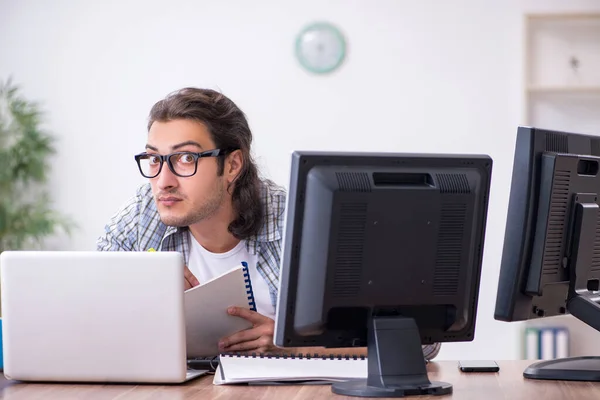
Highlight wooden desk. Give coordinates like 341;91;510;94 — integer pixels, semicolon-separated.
1;360;599;399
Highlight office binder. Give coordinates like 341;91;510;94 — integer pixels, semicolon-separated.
540;329;554;360
241;261;257;312
554;327;569;359
213;353;368;385
524;327;539;360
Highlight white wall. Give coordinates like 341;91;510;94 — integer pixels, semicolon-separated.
2;0;600;361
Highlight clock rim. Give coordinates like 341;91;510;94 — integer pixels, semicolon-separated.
295;21;347;74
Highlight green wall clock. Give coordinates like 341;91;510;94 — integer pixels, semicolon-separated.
295;22;347;74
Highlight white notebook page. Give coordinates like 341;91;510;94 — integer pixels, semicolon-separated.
213;354;368;384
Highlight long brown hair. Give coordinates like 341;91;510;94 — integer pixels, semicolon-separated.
148;88;263;239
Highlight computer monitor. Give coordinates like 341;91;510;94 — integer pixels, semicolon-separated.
494;126;600;381
274;151;492;397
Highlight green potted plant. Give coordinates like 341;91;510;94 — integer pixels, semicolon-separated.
0;78;73;253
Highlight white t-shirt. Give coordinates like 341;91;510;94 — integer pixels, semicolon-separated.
187;232;275;320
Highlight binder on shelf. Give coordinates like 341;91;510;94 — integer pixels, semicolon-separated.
554;327;569;359
540;329;554;360
524;327;539;360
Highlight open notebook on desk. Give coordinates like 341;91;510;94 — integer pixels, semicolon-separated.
213;353;368;385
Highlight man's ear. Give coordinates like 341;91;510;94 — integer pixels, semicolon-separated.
226;150;243;184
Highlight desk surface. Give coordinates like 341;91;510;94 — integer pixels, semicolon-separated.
1;360;599;400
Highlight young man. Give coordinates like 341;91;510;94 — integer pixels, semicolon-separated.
97;87;440;360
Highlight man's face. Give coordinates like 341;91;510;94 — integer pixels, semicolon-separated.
145;119;227;227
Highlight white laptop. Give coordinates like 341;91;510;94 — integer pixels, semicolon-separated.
0;250;208;383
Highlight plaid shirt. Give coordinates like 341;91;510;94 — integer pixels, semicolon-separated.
96;180;440;360
96;181;285;309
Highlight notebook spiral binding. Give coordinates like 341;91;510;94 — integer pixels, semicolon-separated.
221;352;367;361
241;261;257;311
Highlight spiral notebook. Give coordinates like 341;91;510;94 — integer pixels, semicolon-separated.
213;353;368;385
184;263;257;358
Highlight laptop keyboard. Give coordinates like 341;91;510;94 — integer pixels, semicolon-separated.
187;356;219;372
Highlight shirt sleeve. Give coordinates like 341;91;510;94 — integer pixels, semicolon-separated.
96;192;143;252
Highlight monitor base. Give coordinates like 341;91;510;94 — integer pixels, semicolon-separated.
524;356;600;381
332;316;452;398
332;379;452;398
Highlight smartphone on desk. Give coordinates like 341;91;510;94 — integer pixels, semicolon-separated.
458;360;499;372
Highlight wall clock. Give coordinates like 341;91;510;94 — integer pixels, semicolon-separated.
295;22;347;74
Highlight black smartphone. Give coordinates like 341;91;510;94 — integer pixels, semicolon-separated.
458;360;499;372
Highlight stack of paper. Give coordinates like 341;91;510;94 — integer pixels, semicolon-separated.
213;354;368;385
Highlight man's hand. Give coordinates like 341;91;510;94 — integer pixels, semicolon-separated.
219;306;283;354
184;266;199;290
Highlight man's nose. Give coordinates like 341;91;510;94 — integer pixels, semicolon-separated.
156;162;178;189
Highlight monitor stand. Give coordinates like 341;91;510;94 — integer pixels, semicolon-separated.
332;316;452;398
524;291;600;381
524;199;600;382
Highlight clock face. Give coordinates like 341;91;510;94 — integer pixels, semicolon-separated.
295;22;346;74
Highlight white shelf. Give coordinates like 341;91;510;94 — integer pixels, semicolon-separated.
524;13;600;130
526;13;600;21
526;14;600;90
527;86;600;94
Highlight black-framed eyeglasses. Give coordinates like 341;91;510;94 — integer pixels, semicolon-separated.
134;148;236;178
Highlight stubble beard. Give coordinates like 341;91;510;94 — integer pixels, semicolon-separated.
158;180;227;227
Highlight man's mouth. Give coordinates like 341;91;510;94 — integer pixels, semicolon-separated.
158;197;182;206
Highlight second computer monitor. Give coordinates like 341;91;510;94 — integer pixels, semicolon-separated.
274;151;492;397
494;126;600;382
